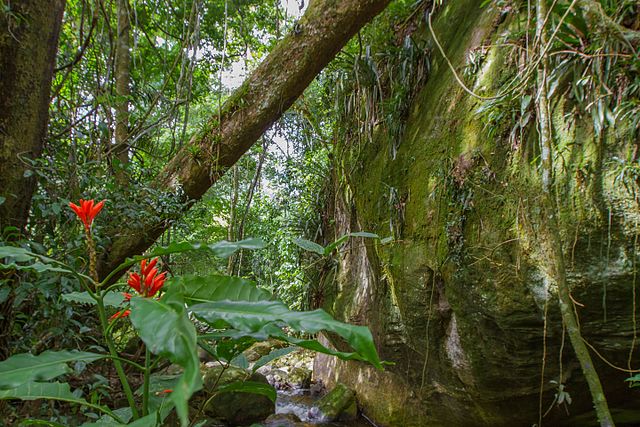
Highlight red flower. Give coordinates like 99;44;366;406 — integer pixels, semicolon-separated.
111;259;167;321
109;309;131;321
127;258;167;298
69;199;105;230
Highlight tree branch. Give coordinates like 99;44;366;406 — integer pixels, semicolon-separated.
98;0;391;279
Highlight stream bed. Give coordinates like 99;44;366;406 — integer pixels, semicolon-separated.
269;387;373;427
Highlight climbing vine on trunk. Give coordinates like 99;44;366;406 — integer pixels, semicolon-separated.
534;0;614;425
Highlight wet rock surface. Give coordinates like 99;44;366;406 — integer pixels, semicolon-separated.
311;0;640;424
199;365;275;426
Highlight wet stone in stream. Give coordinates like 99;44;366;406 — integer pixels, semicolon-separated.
256;349;372;427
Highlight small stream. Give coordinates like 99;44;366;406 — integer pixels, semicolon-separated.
270;387;373;427
253;347;375;427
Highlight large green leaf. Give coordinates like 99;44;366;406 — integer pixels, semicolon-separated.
204;324;381;368
294;233;381;257
81;410;169;427
130;293;201;427
167;274;272;305
145;238;265;260
0;350;106;389
292;238;325;256
63;291;125;308
251;346;297;373
0;381;83;401
191;301;382;369
323;232;380;256
0;245;72;274
0;381;118;420
106;239;267;284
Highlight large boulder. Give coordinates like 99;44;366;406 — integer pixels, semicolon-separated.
200;365;275;425
312;0;640;425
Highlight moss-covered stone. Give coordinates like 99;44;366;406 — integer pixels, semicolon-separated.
313;382;356;422
314;0;640;425
199;365;275;426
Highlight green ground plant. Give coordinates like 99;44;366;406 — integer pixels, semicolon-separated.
0;199;382;426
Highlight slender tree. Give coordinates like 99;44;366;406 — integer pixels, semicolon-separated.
534;0;614;424
114;0;132;180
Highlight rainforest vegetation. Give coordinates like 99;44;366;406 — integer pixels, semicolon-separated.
0;0;639;426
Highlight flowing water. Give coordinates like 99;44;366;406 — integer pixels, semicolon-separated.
273;387;374;427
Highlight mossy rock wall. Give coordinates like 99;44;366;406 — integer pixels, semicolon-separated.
313;1;640;426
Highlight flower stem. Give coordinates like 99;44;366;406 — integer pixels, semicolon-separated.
96;297;140;419
143;345;150;416
85;227;98;285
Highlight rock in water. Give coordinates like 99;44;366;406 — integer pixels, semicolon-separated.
311;383;357;422
199;365;275;425
262;413;303;427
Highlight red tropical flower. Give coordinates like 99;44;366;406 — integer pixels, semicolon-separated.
110;258;167;322
109;309;131;321
69;199;105;229
127;258;167;298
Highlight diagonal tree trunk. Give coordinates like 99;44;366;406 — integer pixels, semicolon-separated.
98;0;391;279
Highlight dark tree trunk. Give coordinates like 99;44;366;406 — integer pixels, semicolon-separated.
0;0;66;360
99;0;391;280
0;0;65;233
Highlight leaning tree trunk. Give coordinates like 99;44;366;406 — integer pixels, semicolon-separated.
98;0;391;279
0;0;66;359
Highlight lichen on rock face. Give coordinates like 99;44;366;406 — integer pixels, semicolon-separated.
312;0;640;425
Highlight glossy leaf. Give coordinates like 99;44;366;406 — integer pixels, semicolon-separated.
191;300;382;369
143;238;265;260
251;346;297;373
0;350;106;390
201;325;380;368
0;382;80;403
0;245;72;274
348;231;379;239
81;411;166;427
129;293;201;427
167;274;272;305
323;235;349;256
292;238;325;256
324;232;380;255
0;382;117;420
63;291;125;308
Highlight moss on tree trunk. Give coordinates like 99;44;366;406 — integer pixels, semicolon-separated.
0;0;65;360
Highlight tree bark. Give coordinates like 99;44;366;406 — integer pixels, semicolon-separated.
98;0;391;279
114;0;131;180
0;0;66;233
0;0;65;360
